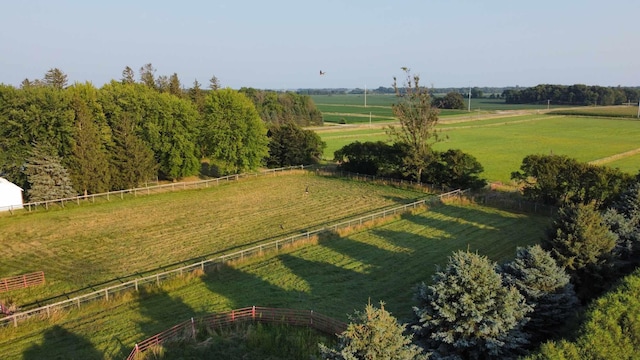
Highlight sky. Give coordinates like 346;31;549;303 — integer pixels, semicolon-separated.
1;0;638;90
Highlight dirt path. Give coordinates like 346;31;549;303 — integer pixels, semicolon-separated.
588;148;640;166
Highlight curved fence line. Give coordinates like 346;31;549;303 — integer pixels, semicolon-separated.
0;188;466;328
126;306;348;360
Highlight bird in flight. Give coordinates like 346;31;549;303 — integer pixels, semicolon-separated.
319;70;325;75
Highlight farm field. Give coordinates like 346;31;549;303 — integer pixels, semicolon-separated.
550;105;640;118
0;172;430;307
0;201;549;359
317;115;640;183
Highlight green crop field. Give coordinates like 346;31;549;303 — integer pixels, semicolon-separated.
317;115;640;183
0;196;549;359
550;105;640;118
311;94;397;107
0;172;431;307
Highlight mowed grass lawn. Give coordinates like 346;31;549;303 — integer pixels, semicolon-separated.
0;171;431;306
0;202;549;359
318;115;640;183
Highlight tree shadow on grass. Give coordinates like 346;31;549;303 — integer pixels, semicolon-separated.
134;287;198;343
23;325;103;360
202;263;306;310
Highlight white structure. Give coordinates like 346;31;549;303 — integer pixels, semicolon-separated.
0;177;24;212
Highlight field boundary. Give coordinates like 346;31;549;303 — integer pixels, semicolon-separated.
126;306;347;360
0;272;45;293
588;147;640;166
7;165;306;213
0;189;466;328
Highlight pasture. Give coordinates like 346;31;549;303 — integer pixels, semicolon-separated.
0;172;430;307
550;105;640;118
317;114;640;183
311;94;571;124
0;193;549;359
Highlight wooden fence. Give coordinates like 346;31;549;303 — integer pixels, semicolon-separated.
126;306;347;360
0;271;45;293
14;165;307;213
0;188;466;328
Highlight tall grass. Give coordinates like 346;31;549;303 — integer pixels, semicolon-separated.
0;201;549;359
0;172;428;306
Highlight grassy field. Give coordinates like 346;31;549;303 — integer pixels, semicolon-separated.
550;105;640;118
317;115;640;183
0;172;434;307
0;198;549;359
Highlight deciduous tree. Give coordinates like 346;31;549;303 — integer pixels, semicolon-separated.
200;88;269;174
266;122;325;167
387;68;442;181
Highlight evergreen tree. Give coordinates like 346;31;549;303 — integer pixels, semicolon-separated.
209;75;220;90
121;66;135;84
414;250;531;359
66;83;111;195
139;63;156;89
320;302;427;360
24;142;77;201
603;182;640;269
543;202;616;301
188;79;205;114
108;113;157;190
43;68;68;89
168;73;182;97
500;245;579;345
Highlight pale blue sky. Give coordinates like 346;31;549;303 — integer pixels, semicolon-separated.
1;0;638;89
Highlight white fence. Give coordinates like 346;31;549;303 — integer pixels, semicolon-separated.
11;165;308;213
0;188;467;328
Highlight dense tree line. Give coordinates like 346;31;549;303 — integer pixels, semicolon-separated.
0;67;325;201
511;154;635;208
240;88;323;126
503;84;640;106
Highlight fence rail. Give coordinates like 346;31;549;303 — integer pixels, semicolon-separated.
0;272;45;293
126;306;348;360
14;165;307;213
0;188;466;328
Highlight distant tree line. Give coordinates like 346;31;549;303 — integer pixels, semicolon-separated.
503;84;640;106
0;66;325;201
332;69;487;191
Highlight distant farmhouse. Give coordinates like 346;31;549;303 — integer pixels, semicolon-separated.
0;177;24;212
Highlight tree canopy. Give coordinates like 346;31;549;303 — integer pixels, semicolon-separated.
413;250;531;359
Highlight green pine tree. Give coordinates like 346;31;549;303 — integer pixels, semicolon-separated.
25;143;77;201
543;202;616;300
320;301;427;360
501;245;579;345
413;250;531;359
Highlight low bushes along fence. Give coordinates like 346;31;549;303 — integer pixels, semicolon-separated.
126;306;347;360
0;271;45;293
0;188;467;328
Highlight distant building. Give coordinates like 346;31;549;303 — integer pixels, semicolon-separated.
0;177;24;212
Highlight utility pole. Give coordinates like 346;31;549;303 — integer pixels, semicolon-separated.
364;84;367;108
468;86;471;112
637;99;640;118
547;99;550;110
